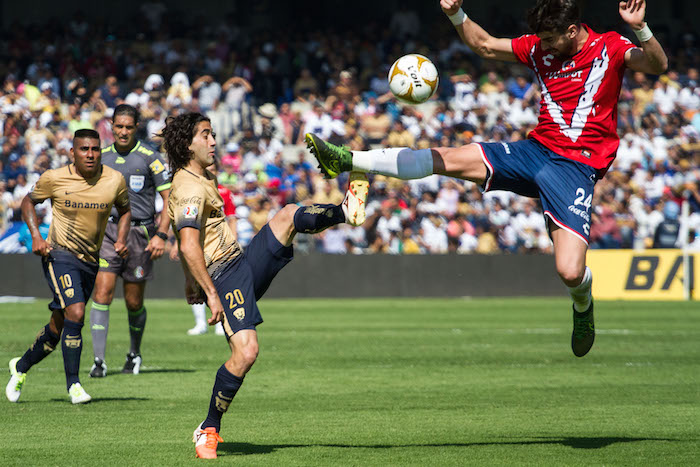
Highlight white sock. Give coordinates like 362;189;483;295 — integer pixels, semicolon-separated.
568;266;593;313
352;147;433;180
192;303;207;327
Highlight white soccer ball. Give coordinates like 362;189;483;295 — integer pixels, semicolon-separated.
388;54;439;105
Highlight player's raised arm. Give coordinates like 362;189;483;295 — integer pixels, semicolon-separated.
440;0;517;62
619;0;668;74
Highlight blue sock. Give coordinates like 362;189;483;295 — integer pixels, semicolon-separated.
293;204;345;234
202;365;244;432
17;324;60;373
61;319;84;390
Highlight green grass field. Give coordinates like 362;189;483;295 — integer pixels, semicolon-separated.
0;298;698;466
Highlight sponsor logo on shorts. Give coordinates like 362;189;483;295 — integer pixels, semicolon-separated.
501;142;511;154
134;266;144;279
567;205;590;222
183;205;199;219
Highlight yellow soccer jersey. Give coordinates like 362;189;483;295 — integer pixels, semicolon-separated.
29;164;129;264
168;169;242;277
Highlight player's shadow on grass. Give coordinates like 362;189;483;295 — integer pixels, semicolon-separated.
135;368;196;374
218;437;680;456
48;397;150;403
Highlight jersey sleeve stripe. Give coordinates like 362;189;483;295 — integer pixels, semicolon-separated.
156;183;172;191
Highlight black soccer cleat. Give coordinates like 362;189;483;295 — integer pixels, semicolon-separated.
571;302;595;357
89;358;107;378
121;352;142;374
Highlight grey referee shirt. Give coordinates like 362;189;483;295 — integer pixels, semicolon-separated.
101;140;171;221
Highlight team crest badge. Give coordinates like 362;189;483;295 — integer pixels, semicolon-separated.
233;308;245;320
130;175;145;192
65;288;75;298
561;60;576;71
134;266;144;279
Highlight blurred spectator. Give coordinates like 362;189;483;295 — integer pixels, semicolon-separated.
652;201;681;248
0;10;697;257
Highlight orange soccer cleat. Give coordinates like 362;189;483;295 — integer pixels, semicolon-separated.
193;423;223;459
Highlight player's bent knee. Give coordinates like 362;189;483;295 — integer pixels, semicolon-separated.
238;341;259;367
556;264;585;286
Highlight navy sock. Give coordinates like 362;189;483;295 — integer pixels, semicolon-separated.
128;306;147;355
202;365;244;432
16;324;60;373
293;204;345;234
61;319;84;390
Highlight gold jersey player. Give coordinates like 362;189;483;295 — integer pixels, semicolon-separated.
5;129;131;404
161;112;368;459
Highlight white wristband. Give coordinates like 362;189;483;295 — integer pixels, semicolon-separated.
447;9;468;26
633;23;653;42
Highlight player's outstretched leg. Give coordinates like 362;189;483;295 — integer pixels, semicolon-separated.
306;133;440;182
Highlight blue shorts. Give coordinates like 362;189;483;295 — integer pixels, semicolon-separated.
477;139;598;244
214;224;293;338
42;250;99;312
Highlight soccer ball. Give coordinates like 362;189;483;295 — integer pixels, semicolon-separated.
388;54;439;105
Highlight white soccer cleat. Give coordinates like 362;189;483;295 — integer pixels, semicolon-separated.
6;357;26;403
342;172;369;227
68;382;92;404
187;325;208;336
215;322;225;336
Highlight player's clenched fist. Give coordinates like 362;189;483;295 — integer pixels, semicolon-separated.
440;0;463;15
114;241;129;258
32;236;52;256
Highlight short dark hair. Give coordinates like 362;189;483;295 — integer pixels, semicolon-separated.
113;104;139;124
158;112;211;173
527;0;581;33
73;128;100;141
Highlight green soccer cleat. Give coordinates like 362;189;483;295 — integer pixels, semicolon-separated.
6;357;26;403
305;133;353;179
571;302;595;357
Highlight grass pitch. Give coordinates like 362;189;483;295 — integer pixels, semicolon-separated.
0;298;698;466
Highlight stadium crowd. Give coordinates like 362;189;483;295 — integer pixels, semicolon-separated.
0;9;699;254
